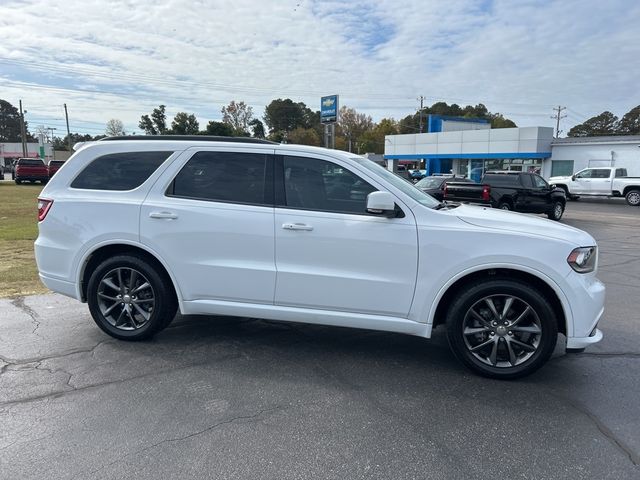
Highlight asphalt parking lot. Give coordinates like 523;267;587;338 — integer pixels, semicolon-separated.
1;199;639;480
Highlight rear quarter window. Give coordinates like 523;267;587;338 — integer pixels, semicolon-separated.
71;151;172;190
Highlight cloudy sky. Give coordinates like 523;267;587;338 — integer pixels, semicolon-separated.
1;0;639;137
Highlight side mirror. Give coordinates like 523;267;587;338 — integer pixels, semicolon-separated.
571;175;576;181
366;191;396;217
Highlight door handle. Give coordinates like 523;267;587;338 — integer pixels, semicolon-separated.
149;211;178;220
282;223;314;231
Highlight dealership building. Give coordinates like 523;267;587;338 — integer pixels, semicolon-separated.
384;116;640;181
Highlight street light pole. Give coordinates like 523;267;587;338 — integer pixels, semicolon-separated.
47;127;57;160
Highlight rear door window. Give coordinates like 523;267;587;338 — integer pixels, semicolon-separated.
71;151;172;190
168;151;270;206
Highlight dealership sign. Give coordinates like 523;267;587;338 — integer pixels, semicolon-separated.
320;95;339;123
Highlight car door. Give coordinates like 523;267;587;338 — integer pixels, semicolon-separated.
140;147;277;304
273;152;418;318
530;174;553;212
571;169;593;194
589;168;612;194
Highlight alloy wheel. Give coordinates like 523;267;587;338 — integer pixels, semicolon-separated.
96;267;155;330
462;294;542;367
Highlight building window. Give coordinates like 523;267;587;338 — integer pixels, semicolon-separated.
551;160;574;177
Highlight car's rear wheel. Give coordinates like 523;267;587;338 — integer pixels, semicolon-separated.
15;179;22;185
446;278;558;379
626;190;640;206
547;201;564;220
87;254;177;340
498;201;512;210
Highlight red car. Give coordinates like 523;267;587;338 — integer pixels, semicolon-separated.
14;158;49;184
47;160;66;178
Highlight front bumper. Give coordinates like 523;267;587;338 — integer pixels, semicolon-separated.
563;272;605;349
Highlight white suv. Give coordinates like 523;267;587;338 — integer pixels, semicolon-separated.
35;136;604;379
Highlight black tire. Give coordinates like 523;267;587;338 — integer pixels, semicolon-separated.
625;189;640;206
87;254;177;341
15;179;22;185
498;201;512;210
445;278;558;379
547;201;564;221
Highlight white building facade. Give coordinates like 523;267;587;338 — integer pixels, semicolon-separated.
549;136;640;177
384;127;640;181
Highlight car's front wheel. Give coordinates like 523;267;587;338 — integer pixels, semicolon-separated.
87;254;177;340
547;201;564;220
446;278;558;379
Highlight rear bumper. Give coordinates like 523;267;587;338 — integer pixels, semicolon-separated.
38;273;79;300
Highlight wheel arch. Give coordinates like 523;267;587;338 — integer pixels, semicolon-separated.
430;267;568;337
622;185;640;196
78;242;182;309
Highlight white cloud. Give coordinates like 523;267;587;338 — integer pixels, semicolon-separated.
0;0;638;136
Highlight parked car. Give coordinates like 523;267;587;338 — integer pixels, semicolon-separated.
35;136;604;379
14;158;49;184
444;171;567;220
47;160;66;178
549;167;640;206
409;169;427;182
414;175;474;201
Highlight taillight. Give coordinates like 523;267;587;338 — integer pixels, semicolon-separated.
443;183;448;197
37;198;53;221
482;185;490;202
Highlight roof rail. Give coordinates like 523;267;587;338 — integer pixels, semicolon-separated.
98;135;278;145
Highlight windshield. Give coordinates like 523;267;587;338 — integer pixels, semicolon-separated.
415;177;444;188
351;158;440;208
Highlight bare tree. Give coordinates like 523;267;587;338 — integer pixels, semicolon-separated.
221;101;253;135
105;119;126;136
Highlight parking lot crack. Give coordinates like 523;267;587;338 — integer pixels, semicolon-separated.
556;395;639;466
11;296;42;337
0;340;113;367
74;406;283;479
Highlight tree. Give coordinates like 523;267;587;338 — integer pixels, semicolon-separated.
487;113;517;129
54;133;94;151
204;121;235;136
617;105;640;135
249;118;265;138
105;119;126;136
263;99;318;140
171;112;199;134
360;118;399;154
0;99;25;142
221;100;253;135
567;111;619;137
287;127;321;146
139;105;168;135
337;106;374;152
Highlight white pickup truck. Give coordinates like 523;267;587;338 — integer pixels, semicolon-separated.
549;167;640;206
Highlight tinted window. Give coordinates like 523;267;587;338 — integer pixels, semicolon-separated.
282;156;376;214
170;151;268;205
19;159;45;166
71;151;171;190
615;168;627;178
592;169;610;179
532;175;548;188
519;175;534;187
575;169;592;179
483;174;519;186
415;177;444;188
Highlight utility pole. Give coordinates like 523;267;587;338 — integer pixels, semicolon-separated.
19;99;28;157
418;96;425;133
64;103;72;152
551;105;567;138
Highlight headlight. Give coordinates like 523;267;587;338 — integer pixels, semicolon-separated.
567;246;597;273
